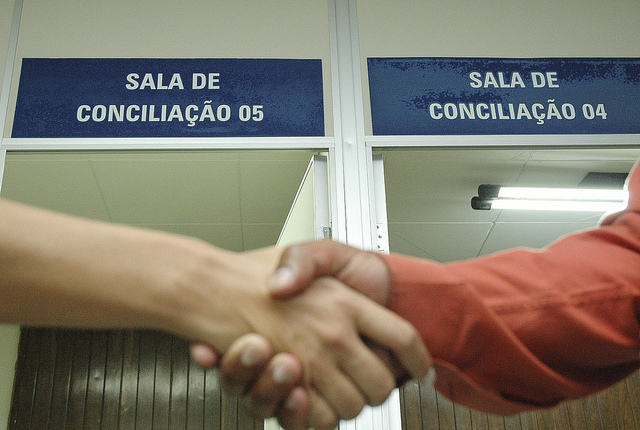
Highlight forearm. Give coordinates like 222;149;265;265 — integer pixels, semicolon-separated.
384;203;640;414
0;199;240;339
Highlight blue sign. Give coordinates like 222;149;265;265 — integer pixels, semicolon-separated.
368;57;640;135
13;58;324;138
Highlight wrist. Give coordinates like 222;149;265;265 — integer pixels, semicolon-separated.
152;243;280;353
138;234;244;340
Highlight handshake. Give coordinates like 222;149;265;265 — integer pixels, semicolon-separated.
8;196;634;429
0;200;429;430
186;241;431;430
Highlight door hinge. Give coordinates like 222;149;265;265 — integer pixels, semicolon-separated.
376;223;388;252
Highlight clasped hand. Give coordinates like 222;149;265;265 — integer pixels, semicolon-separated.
190;242;431;430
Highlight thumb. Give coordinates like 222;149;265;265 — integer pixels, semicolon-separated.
268;240;356;298
268;264;302;298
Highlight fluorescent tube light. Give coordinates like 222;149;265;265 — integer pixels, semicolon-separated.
491;198;627;212
472;185;628;212
496;187;627;202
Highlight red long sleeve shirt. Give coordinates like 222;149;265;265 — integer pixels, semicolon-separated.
382;162;640;415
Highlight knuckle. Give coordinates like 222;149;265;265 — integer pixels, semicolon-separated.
322;328;351;351
395;322;421;350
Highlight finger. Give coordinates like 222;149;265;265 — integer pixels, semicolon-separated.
336;339;396;406
366;342;411;385
278;388;338;430
219;334;273;395
273;387;310;430
189;341;219;368
309;357;367;420
245;353;303;418
269;240;356;298
355;300;432;381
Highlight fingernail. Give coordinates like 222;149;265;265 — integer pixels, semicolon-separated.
422;368;436;386
268;266;295;291
272;363;296;384
240;346;264;367
284;392;300;411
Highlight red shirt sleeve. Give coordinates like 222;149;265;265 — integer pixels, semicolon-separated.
382;162;640;415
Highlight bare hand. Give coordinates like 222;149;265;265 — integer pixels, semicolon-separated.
214;241;431;429
186;246;429;429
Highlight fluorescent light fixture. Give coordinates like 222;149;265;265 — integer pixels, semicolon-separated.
471;185;628;212
496;187;627;201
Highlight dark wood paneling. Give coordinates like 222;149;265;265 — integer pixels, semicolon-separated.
101;330;125;429
17;326;639;429
49;330;74;429
119;330;141;430
401;372;640;430
10;328;36;428
169;336;189;429
9;328;263;430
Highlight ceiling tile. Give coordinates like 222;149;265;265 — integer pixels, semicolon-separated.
1;156;110;221
90;156;242;224
382;147;640;263
389;222;493;262
242;223;284;251
1;150;314;253
239;159;310;224
479;222;599;256
383;149;531;223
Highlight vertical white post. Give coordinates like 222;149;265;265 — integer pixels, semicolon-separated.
0;3;23;429
328;0;372;248
329;0;401;429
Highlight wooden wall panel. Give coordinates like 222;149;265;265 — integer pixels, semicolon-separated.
9;328;263;430
400;373;640;430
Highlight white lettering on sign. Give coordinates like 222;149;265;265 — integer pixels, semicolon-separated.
469;71;559;88
125;73;185;90
531;72;559;88
428;100;606;125
192;73;220;89
77;102;264;127
125;73;222;90
469;71;526;88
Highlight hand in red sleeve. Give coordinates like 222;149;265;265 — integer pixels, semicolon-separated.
268;240;392;305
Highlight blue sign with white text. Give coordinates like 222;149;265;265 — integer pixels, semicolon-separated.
368;57;640;135
13;58;324;137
